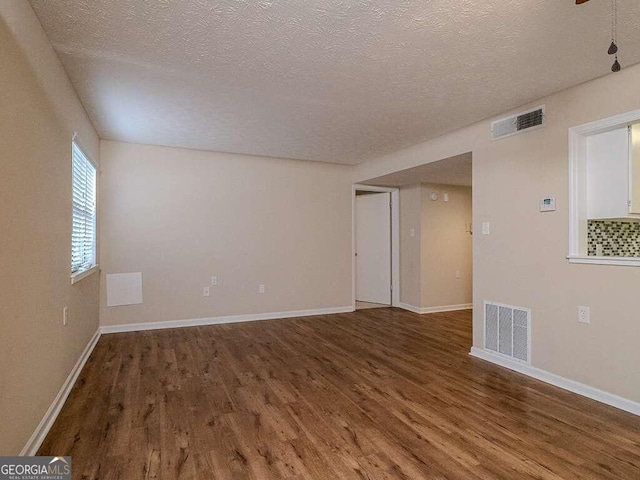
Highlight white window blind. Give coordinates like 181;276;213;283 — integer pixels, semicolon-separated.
71;142;97;275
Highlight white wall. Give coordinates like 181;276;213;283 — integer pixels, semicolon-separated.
99;141;353;327
356;63;640;403
0;1;100;455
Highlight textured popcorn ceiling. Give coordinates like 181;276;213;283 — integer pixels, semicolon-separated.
29;0;640;164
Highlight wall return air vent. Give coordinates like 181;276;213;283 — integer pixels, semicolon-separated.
491;106;546;140
484;301;531;364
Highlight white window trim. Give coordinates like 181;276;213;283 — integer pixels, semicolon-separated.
568;108;640;266
71;264;99;285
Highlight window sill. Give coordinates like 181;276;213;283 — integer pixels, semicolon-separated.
567;255;640;267
71;265;99;285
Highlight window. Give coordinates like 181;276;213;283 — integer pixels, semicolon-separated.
568;109;640;267
71;141;97;278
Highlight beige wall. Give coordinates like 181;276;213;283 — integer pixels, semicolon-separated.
99;141;352;327
0;2;100;455
399;184;472;309
399;185;422;307
421;184;472;309
356;63;640;403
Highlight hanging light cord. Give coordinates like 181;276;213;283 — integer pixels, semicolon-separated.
610;0;621;72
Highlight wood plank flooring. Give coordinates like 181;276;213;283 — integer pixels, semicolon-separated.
39;308;640;479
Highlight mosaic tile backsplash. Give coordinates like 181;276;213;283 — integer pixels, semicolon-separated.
587;220;640;257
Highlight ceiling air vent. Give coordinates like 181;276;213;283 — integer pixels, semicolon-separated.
491;106;545;140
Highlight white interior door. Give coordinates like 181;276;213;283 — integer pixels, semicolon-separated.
356;192;391;304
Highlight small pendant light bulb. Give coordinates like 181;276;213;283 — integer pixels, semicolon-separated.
612;57;621;72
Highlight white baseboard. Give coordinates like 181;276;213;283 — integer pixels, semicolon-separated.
470;347;640;417
398;302;422;314
20;328;101;456
399;302;472;314
100;306;355;334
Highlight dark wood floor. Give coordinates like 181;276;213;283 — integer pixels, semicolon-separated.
40;308;640;479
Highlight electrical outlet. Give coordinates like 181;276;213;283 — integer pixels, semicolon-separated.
258;284;265;294
481;222;490;235
203;287;210;297
578;306;590;324
455;270;460;279
211;276;218;286
63;306;68;326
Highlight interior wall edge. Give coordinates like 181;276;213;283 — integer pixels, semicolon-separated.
19;329;101;456
0;0;100;155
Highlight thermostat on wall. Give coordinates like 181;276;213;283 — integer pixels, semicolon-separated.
540;197;556;212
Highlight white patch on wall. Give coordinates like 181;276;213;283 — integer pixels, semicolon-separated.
106;272;143;307
484;301;530;364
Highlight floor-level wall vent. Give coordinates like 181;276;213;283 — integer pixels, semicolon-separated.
484;301;530;364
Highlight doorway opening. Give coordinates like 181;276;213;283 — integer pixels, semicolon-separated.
352;185;400;311
356;152;473;315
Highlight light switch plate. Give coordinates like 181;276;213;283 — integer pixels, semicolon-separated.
481;222;490;235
